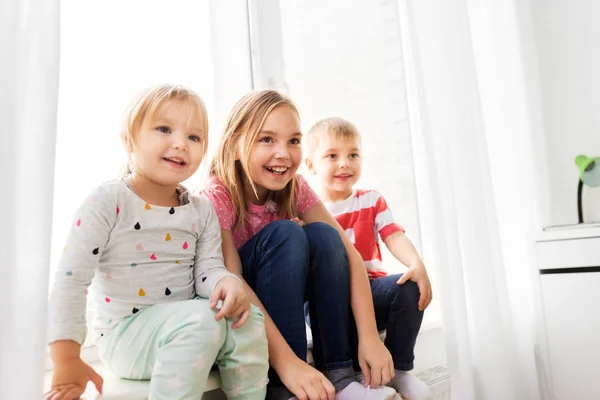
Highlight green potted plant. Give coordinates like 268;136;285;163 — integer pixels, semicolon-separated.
575;155;600;223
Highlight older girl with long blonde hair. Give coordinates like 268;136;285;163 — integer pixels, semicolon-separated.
202;90;397;400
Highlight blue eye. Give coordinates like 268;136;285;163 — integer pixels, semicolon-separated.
157;126;170;134
189;135;201;142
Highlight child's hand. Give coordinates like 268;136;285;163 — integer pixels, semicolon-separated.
290;217;306;227
358;336;394;388
210;276;250;328
45;357;103;400
397;263;433;311
277;357;335;400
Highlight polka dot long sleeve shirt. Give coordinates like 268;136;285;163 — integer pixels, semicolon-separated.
47;179;236;345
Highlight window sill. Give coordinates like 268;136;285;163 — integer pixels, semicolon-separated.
43;361;222;400
43;326;446;399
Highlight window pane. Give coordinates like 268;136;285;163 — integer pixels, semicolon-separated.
279;0;442;329
280;1;419;256
50;0;215;286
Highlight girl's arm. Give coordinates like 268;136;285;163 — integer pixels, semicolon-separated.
46;186;115;398
48;186;115;348
47;341;104;399
383;231;433;311
194;197;248;325
193;197;240;297
220;229;335;400
301;201;394;387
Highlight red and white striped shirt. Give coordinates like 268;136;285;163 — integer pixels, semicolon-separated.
324;189;404;279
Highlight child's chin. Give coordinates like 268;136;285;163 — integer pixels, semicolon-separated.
265;182;289;191
332;181;354;189
155;173;190;186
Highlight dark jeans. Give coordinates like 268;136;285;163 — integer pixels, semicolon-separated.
349;274;424;371
238;220;353;387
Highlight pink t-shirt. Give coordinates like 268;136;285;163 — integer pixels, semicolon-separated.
200;174;319;249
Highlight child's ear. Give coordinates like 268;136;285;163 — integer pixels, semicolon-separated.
305;158;316;175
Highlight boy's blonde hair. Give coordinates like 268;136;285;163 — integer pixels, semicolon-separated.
121;84;209;174
210;90;300;231
305;117;362;158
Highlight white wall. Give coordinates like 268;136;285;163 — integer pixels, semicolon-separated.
531;0;600;226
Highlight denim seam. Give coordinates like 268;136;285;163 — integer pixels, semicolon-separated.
323;360;354;370
394;361;414;371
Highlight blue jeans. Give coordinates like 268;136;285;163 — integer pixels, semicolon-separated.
349;274;424;371
239;220;353;386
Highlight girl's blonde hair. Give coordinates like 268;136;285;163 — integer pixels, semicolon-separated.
210;90;300;231
121;84;209;174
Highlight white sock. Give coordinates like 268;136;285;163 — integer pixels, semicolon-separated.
388;371;431;400
336;382;398;400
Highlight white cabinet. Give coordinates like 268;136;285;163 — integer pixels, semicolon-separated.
535;227;600;400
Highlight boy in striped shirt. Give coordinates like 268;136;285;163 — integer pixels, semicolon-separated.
305;117;432;400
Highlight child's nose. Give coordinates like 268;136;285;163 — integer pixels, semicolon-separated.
274;145;290;159
171;132;188;151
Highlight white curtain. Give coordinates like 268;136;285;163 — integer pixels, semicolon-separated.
0;0;60;398
398;0;548;399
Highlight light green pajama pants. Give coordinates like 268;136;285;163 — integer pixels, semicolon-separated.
97;298;269;399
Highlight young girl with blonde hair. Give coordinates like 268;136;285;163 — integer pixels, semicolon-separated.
202;90;398;400
46;84;268;400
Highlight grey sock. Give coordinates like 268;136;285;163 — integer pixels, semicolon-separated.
325;365;356;392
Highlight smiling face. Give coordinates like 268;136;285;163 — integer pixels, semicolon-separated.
238;104;303;203
307;133;362;201
132;99;206;187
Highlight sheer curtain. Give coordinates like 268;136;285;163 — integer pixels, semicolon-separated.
0;0;60;398
398;0;545;398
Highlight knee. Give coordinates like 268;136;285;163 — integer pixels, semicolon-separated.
246;305;265;327
392;280;421;311
264;219;309;248
174;299;227;336
244;305;268;344
225;306;268;367
304;222;342;246
304;222;348;272
261;220;310;276
304;222;345;252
